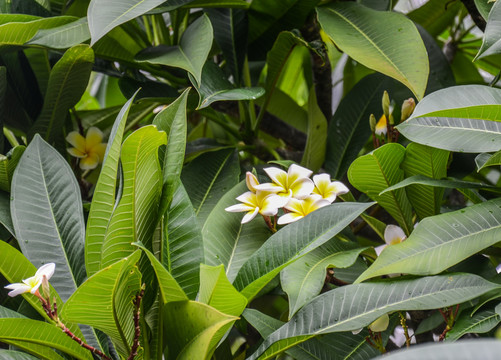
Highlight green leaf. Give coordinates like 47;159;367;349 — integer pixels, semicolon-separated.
475;0;494;20
408;0;463;38
27;17;90;49
476;150;501;171
0;318;93;360
61;251;141;358
355;198;501;283
401;143;449;219
370;339;501;360
133;242;188;303
11;135;85;299
248;274;499;360
0;191;13;236
397;85;501;153
317;2;429;100
199;264;247;316
86;92;138;277
0;145;25;192
381;175;499;194
163;300;238;359
348;143;414;235
87;0;174;45
93;26;144;65
29;45;94;143
445;307;501;341
191;61;264;109
202;180;271;282
181;147;240;226
476;0;501;60
300;87;327;172
281;237;367;318
233;201;374;300
0;351;40;360
164;182;204;299
100;125;166;268
135;14;213;86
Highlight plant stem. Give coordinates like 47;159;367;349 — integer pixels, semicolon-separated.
127;286;145;360
399;311;411;348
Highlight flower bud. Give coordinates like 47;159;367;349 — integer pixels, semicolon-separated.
369;114;377;132
401;98;416;121
42;275;50;302
382;91;390;120
369;313;390;333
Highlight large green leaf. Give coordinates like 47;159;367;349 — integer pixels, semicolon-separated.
11;135;85;300
135;14;213;86
408;0;463;38
27;17;90;49
476;150;501;171
0;351;40;360
0;318;93;360
397;85;501;153
371;340;501;360
181;147;240;226
476;0;501;60
445;306;501;341
401;143;449;219
100;125;166;268
281;237;366;318
61;251;141;358
93;26;144;65
29;45;94;144
248;274;499;360
0;145;25;192
348;143;414;235
380;175;499;194
355;198;501;283
0;191;13;236
317;2;429;100
233;201;374;300
202;180;271;283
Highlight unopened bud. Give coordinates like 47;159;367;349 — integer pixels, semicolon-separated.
382;91;390;120
370;114;377;132
401;98;416;121
389;114;395;126
42;275;50;302
369;313;390;333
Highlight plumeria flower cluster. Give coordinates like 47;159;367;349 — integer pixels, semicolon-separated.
225;164;349;230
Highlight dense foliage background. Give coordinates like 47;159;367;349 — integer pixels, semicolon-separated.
2;0;501;359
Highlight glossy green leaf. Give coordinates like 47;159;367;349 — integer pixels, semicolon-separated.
0;191;13;236
300;87;327;172
401;143;449;219
476;150;501;171
11;135;85;300
191;61;264;109
446;307;500;341
281;237;367;318
317;2;429;100
61;251;141;358
233;201;374;300
93;26;144;64
356;198;501;283
475;0;494;20
0;351;40;360
202;180;271;283
134;242;188;303
163;300;237;359
371;340;501;360
0;145;25;192
476;0;501;60
86;92;138;277
181;147;239;225
29;45;94;143
249;274;499;360
348;143;414;235
381;175;499;194
199;264;247;316
397;85;501;153
27;17;90;49
100;125;166;268
408;0;463;38
136;14;213;86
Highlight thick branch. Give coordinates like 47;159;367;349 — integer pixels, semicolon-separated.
460;0;486;31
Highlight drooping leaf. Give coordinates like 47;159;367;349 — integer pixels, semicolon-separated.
0;145;25;192
61;251;141;358
100;125;166;268
281;237;367;318
135;14;213;86
86;92;139;277
181;147;240;226
202;180;271;283
233;201;374;300
348;143;414;235
445;306;501;341
476;0;501;60
317;2;429;100
355;198;501;283
249;274;499;360
27;17;90;49
29;45;94;144
0;351;41;360
476;150;501;171
397;85;501;153
11;135;85;300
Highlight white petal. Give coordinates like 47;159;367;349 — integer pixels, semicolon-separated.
246;172;259;192
330;181;349;195
375;244;386;256
241;207;259;224
263;167;287;186
290;178;314;199
384;225;406;245
277;212;303;225
35;263;55;281
313;173;331;186
225;204;254;213
4;283;32;297
288;164;312;179
254;182;283;193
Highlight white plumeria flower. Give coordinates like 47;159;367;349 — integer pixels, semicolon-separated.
375;225;407;256
254;164;314;200
4;263;55;297
312;174;349;203
277;194;331;225
225;190;288;224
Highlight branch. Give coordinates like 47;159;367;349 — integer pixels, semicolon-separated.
127;286;146;360
460;0;486;32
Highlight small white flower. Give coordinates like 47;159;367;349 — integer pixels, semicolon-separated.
312;174;349;203
225;190;288;224
254;164;314;200
277;194;331;225
4;263;55;297
375;225;407;256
